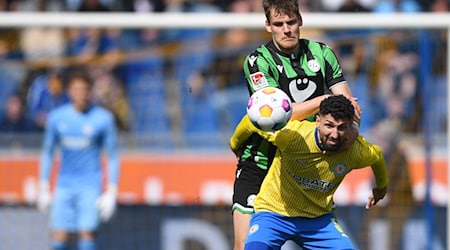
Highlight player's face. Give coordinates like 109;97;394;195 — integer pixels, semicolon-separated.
265;9;302;54
68;78;91;111
316;114;351;152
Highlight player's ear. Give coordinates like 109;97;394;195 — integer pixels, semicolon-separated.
265;20;272;32
315;115;320;127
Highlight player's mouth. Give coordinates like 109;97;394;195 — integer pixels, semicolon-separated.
326;138;339;146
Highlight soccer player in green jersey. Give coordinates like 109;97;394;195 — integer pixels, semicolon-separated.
231;0;361;249
230;95;388;250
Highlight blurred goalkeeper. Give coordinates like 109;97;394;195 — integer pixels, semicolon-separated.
37;70;120;250
232;0;361;249
231;95;388;249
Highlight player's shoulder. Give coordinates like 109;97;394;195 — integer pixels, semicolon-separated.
90;105;114;118
353;136;382;152
49;103;71;116
301;38;329;50
246;42;271;59
278;120;314;136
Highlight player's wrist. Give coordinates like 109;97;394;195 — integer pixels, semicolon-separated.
39;180;50;190
106;183;118;194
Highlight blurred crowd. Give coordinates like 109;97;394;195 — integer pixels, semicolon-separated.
0;0;448;13
0;0;448;150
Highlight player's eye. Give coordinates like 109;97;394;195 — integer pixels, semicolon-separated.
287;20;298;26
272;22;283;27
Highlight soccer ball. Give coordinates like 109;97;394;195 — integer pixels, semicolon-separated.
247;87;292;132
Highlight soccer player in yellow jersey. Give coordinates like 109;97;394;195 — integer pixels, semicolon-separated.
230;95;388;250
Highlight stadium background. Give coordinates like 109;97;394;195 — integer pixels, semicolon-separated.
0;0;448;249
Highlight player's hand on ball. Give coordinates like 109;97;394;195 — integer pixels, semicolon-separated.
96;184;118;222
37;181;52;214
365;186;387;209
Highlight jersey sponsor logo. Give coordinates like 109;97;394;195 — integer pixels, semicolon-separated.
308;59;321;72
83;124;93;136
236;168;242;179
276;65;283;73
333;163;348;176
61;136;92;149
248;55;257;67
250;72;269;90
289;78;317;103
287;170;335;192
247;194;256;207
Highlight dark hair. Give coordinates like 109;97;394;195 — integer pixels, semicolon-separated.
262;0;301;23
319;95;354;121
67;70;92;88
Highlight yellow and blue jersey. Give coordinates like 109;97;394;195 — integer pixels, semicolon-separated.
230;115;388;218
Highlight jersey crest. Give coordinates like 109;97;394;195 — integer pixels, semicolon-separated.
250;71;269;90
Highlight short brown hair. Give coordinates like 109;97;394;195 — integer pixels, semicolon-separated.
67;69;92;88
262;0;301;23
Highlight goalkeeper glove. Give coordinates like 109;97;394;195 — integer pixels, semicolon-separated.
96;184;118;222
37;181;52;214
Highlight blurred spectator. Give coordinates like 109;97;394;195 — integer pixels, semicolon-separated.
77;0;111;11
18;0;64;11
0;0;19;11
89;66;130;131
373;0;421;13
120;0;164;12
322;0;377;11
66;28;120;66
26;69;70;130
0;36;26;117
0;93;34;132
362;119;413;250
0;93;37;148
189;0;253;133
19;27;65;63
299;0;324;12
367;35;418;130
337;0;372;12
430;0;449;12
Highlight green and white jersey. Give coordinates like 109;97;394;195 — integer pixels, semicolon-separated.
240;39;346;170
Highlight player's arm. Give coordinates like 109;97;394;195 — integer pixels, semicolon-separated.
229;115;257;156
357;140;388;209
290;95;330;121
39;113;57;185
104;115;120;187
322;44;362;123
37;112;57;213
243;51;279;93
96;114;120;222
330;83;361;124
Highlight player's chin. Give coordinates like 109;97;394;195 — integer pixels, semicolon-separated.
279;40;297;50
324;142;340;152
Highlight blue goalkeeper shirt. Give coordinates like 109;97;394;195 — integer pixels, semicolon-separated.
39;103;120;188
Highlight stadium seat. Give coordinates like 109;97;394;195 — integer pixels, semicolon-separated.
122;56;173;148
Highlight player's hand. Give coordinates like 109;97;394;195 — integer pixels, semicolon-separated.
37;181;52;214
365;186;387;209
350;97;361;124
96;184;118;222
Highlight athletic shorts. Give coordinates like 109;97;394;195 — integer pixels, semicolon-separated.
244;212;355;250
51;186;101;232
232;161;268;214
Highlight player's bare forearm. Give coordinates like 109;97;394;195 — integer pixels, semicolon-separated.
330;83;361;123
290;95;330;121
